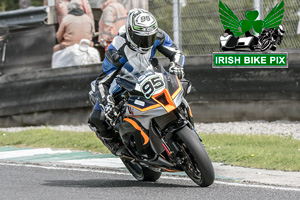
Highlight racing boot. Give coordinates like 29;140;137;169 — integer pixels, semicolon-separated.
88;110;126;156
100;133;126;156
89;123;126;156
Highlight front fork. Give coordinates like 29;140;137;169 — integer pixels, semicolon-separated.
159;107;202;165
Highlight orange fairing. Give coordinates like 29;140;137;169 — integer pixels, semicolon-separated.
163;168;181;172
127;103;161;112
124;118;149;145
152;89;176;113
127;77;182;113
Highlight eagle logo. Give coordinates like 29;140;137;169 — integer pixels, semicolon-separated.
219;0;284;36
219;0;285;51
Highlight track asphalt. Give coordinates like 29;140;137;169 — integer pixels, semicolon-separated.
0;146;299;188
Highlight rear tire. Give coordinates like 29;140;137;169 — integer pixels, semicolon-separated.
176;126;215;187
121;158;161;182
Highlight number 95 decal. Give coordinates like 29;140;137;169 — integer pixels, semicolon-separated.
140;75;165;99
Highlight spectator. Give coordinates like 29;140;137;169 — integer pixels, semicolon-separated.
56;0;94;26
98;0;127;51
53;2;94;52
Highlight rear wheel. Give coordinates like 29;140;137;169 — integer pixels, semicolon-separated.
121;158;161;182
176;126;215;187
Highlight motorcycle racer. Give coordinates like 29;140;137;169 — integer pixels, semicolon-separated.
257;24;285;51
88;9;185;154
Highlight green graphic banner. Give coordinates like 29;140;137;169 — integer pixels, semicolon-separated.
213;53;288;68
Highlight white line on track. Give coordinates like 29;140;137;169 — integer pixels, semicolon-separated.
0;148;72;159
213;180;300;192
1;162;300;192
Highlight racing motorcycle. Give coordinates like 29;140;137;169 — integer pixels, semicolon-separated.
257;26;285;51
89;58;215;187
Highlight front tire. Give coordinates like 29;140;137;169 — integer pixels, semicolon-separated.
121;158;161;182
260;39;272;51
176;126;215;187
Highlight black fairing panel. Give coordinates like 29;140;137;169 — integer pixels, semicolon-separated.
162;72;180;96
119;121;144;154
119;120;155;158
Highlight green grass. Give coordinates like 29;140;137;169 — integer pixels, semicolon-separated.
0;129;300;171
201;133;300;172
0;128;110;154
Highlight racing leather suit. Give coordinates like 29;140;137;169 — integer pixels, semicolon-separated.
89;28;185;138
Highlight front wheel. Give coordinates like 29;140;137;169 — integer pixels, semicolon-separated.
121;158;161;182
176;126;215;187
260;39;272;51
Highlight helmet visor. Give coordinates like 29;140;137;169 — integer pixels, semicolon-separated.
131;32;157;49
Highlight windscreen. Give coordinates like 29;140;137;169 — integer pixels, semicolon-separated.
117;56;155;89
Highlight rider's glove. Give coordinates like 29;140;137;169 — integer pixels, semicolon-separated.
104;104;114;119
168;62;185;79
101;95;116;121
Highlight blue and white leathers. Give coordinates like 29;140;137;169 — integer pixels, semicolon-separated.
94;28;185;110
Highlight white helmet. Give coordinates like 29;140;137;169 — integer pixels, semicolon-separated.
278;25;285;36
126;9;158;54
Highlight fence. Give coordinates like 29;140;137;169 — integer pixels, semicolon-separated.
149;0;300;55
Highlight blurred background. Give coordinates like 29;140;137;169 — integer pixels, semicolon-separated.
150;0;300;54
2;0;300;55
0;0;300;127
